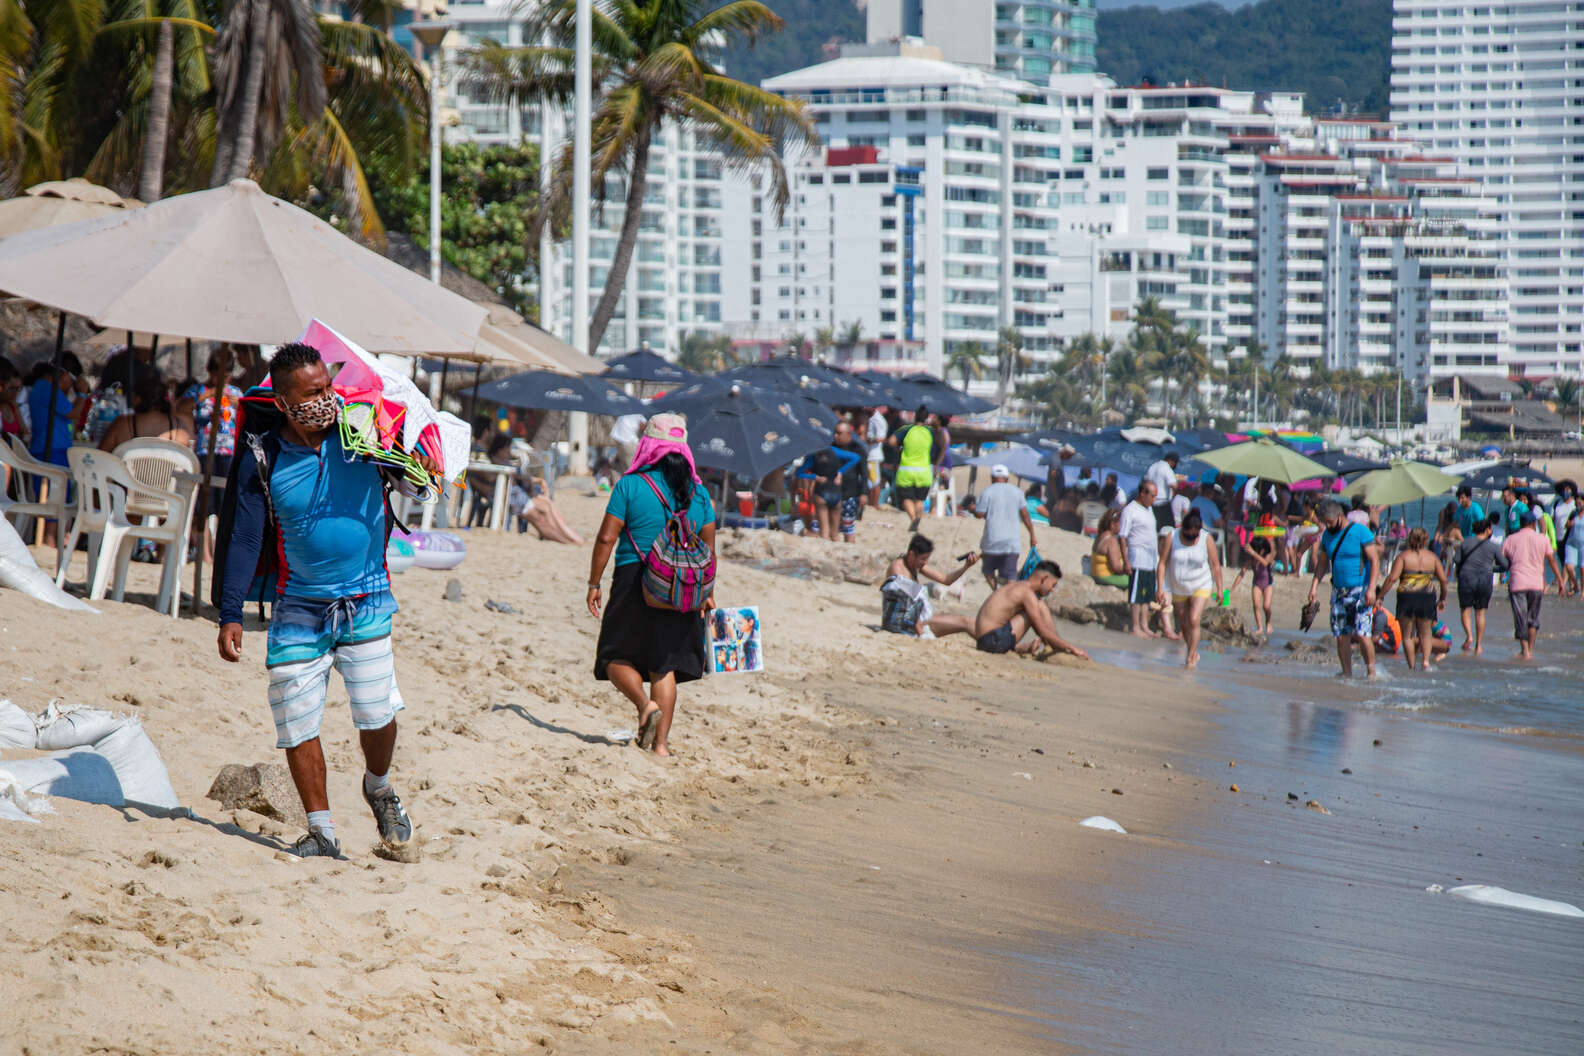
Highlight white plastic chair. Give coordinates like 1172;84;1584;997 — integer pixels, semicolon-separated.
112;438;200;521
57;448;194;616
930;472;957;518
0;435;73;574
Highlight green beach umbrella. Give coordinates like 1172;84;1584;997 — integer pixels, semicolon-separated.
1194;438;1331;484
1342;460;1462;506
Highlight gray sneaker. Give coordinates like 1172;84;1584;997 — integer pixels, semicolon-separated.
289;826;344;859
363;783;413;847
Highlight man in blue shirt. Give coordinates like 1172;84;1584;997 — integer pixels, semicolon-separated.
1454;485;1485;538
217;342;429;859
1307;498;1382;678
1500;484;1527;535
26;351;88;465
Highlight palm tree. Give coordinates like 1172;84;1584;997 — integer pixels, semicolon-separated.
93;0;214;202
1106;345;1152;420
812;325;835;360
837;318;864;354
208;0;326;186
782;329;810;357
0;0;114;191
945;340;985;391
467;0;818;352
676;329;734;373
262;18;427;242
994;325;1023;408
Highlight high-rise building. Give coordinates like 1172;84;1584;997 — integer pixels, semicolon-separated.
414;2;729;357
865;0;1097;79
730;44;1066;382
1391;0;1584;380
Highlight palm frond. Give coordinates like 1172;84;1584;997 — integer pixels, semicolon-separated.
685;0;782;46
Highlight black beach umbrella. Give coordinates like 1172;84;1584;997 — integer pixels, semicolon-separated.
472;370;644;415
653;376;838;439
725;357;883;408
601;348;696;384
851;370;932;409
1305;449;1389;477
898;372;996;416
1460;459;1556;492
673;382;832;480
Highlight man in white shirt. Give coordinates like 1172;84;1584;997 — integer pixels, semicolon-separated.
1145;451;1180;531
611;413;645;470
865;407;888;507
1120;480;1167;637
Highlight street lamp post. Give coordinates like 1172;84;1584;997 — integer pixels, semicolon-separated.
568;0;592;474
410;19;455;288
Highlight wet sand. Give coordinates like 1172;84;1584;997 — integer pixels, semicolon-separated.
576;668;1220;1053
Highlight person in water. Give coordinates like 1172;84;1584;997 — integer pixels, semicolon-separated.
971;560;1090;661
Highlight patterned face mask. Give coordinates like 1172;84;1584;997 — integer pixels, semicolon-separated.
284;391;339;429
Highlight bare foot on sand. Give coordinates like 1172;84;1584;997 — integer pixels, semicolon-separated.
1461;641;1473;652
1185;652;1200;670
1162;630;1183;641
1473;646;1483;656
1130;629;1159;639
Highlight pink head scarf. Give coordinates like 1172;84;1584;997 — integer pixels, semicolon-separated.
626;412;700;483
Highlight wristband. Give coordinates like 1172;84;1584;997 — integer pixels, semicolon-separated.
587;582;600;589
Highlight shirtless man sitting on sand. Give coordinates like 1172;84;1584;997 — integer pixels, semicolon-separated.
972;560;1091;661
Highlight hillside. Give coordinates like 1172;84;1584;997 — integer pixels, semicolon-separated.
721;0;865;89
729;0;1391;118
1096;0;1392;114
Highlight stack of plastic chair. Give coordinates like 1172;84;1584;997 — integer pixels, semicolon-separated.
56;448;194;616
0;435;73;575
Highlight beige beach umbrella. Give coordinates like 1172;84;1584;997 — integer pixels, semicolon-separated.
0;179;486;355
0;179;143;239
479;303;602;375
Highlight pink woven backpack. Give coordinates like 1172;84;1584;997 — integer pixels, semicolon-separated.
627;472;716;612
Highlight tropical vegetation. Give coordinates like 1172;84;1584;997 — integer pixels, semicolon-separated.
1097;0;1392;116
373;140;542;318
465;0;819;352
0;0;428;243
1018;297;1417;431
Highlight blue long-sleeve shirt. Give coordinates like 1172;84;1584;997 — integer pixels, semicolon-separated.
219;430;389;624
797;445;861;483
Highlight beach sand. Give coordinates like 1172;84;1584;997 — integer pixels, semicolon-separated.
0;488;1246;1053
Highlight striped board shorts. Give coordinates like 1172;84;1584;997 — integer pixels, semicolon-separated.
266;591;404;749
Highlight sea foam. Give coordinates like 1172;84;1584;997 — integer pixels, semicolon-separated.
1446;884;1584;919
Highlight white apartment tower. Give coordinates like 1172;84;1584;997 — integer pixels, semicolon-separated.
1391;0;1584;379
738;46;1067;381
419;3;729;357
865;0;1098;80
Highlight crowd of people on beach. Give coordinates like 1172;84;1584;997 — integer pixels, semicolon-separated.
14;337;1580;859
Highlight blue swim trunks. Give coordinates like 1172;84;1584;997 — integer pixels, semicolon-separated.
265;589;399;667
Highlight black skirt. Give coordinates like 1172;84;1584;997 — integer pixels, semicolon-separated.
594;562;707;684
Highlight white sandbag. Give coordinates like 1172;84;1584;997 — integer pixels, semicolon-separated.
0;699;35;749
0;516;97;612
31;701;126;749
0;772;49;822
0;700;180;820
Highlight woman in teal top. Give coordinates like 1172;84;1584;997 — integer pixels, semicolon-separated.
587;414;716;757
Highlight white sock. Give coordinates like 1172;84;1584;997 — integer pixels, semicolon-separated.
306;810;335;842
363;770;390;795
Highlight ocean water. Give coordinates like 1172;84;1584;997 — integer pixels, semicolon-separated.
1011;617;1584;1055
